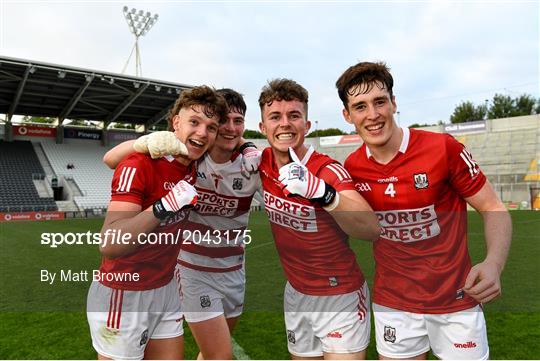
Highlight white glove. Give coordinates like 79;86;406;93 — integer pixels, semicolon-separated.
278;147;338;208
241;145;262;177
134;131;188;159
153;180;198;220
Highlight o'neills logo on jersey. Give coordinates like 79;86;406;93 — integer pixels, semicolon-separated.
378;176;398;183
377;204;440;243
263;191;317;232
196;190;239;217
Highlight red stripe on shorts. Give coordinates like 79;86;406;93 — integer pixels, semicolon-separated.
357;290;367;321
115;290;124;329
106;289;114;328
111;289;119;329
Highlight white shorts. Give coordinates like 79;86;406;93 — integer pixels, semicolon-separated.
373;303;489;360
284;281;370;357
86;279;184;360
176;264;245;323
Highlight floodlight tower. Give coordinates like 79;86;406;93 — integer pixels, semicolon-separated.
121;6;159;77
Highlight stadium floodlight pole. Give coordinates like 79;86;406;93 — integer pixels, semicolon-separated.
121;6;159;77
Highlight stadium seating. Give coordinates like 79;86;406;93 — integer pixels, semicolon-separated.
40;141;114;210
0;140;58;212
460;129;538;184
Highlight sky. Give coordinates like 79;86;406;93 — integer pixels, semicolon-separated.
0;0;538;132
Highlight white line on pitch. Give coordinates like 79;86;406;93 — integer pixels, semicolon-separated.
232;337;250;360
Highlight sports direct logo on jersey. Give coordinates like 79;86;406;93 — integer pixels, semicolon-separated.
377;205;441;243
196;190;239;217
263;191;317;232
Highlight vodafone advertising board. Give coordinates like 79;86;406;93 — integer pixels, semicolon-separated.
14;125;56;138
0;212;65;222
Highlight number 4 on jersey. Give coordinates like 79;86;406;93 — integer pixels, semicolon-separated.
384;183;396;197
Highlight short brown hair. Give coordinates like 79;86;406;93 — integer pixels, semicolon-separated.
335;62;394;109
167;86;228;130
217;88;246;116
258;79;309;117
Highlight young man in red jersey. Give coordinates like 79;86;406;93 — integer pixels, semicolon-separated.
103;88;261;360
87;86;228;360
257;78;380;360
336;62;512;360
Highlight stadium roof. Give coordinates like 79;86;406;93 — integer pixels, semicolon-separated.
0;55;194;127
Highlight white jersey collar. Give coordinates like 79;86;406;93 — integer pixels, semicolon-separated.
365;127;410;158
299;145;315;165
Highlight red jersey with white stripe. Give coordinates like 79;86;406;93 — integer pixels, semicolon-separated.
259;146;365;296
344;128;486;313
178;153;260;273
99;153;196;291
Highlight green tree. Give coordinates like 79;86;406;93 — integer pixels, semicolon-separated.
409;122;438;128
450;101;486;123
514;94;538;116
22;115;56;124
243;129;265;139
488;94;516;119
307;128;345;137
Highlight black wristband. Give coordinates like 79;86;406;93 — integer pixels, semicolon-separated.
238;142;257;153
152;199;171;220
313;182;337;207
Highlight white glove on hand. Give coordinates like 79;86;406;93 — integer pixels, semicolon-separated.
241;145;262;177
278;160;325;199
278;147;338;209
153;180;198;220
134;131;188;159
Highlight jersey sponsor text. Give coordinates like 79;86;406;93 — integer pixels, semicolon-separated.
377;205;440;243
264;191;317;232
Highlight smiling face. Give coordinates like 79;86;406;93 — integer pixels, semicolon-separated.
342;81;400;151
259;99;311;163
213;108;245;153
172;105;220;162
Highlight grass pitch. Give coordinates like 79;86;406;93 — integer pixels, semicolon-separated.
0;211;539;359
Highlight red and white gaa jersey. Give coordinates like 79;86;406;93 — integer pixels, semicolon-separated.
259;146;365;296
344;127;487;314
178;152;260;272
99;153;196;291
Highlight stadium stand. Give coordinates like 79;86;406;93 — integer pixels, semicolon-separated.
0;140;58;212
40;140;114;211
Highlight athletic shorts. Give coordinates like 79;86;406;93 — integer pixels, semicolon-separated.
373;303;489;360
284;281;370;357
86;279;184;360
176;264;245;323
